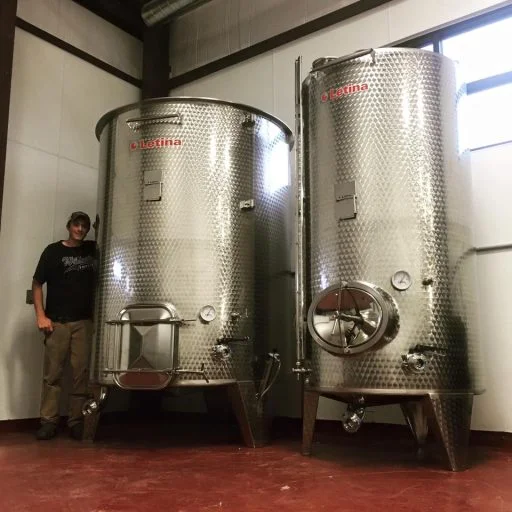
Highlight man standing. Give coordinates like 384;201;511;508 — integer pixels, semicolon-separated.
32;211;97;440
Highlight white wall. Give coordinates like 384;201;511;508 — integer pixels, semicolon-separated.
0;22;140;420
171;0;512;431
471;143;512;433
16;0;143;79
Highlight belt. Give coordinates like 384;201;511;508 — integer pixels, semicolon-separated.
52;317;90;323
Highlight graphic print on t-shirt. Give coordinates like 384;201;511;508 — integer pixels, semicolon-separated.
62;255;96;274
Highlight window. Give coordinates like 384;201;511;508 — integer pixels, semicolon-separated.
465;83;512;149
398;6;512;150
441;17;512;83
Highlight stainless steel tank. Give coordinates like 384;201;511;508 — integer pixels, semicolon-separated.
294;48;484;470
84;97;293;446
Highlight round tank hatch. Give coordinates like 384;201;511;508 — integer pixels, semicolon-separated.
307;282;399;356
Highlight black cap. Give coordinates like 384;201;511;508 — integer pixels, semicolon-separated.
67;211;91;229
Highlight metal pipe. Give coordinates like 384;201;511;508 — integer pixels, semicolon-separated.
475;242;512;254
256;352;282;402
294;56;306;370
141;0;213;26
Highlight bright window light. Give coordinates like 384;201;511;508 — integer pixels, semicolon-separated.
264;142;290;194
465;83;512;149
442;16;512;83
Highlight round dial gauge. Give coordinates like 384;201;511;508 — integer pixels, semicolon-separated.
391;270;412;291
199;305;216;323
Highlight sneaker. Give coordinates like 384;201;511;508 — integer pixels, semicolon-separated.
69;423;84;441
36;423;57;440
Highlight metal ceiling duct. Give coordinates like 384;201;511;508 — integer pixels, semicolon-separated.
141;0;213;26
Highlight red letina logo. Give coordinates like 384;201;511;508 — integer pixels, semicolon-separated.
130;138;182;150
321;83;369;102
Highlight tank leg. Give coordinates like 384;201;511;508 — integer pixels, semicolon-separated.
400;399;429;460
425;393;474;471
227;382;266;448
82;384;104;442
302;389;320;456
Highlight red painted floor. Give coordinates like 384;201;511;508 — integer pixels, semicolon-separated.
0;418;511;512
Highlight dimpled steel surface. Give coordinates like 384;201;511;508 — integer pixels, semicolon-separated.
91;98;292;387
303;48;483;393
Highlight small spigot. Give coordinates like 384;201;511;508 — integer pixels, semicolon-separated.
402;345;446;374
292;360;311;380
402;353;429;374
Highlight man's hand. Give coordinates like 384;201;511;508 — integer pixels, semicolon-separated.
37;315;53;334
32;280;51;334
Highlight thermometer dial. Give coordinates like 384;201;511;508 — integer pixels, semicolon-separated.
199;305;216;323
391;270;412;291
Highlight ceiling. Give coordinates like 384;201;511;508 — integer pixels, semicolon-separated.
72;0;151;40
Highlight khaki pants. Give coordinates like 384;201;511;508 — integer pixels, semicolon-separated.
40;319;92;427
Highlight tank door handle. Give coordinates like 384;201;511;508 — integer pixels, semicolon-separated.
126;113;182;131
335;181;357;220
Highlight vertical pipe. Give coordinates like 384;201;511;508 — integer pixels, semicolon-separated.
294;56;306;366
0;0;17;231
142;24;170;99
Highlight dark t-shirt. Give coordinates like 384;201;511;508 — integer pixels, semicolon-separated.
33;241;97;322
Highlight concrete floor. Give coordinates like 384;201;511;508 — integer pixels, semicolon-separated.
0;416;511;512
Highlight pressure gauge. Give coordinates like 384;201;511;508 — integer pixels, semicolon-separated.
391;270;412;291
199;305;216;323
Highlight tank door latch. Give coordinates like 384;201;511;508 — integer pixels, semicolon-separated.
335;181;357;220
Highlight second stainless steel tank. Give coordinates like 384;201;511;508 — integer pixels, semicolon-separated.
295;48;484;470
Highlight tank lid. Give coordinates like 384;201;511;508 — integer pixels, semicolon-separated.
95;96;294;147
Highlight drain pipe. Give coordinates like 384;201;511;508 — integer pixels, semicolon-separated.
142;0;213;26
